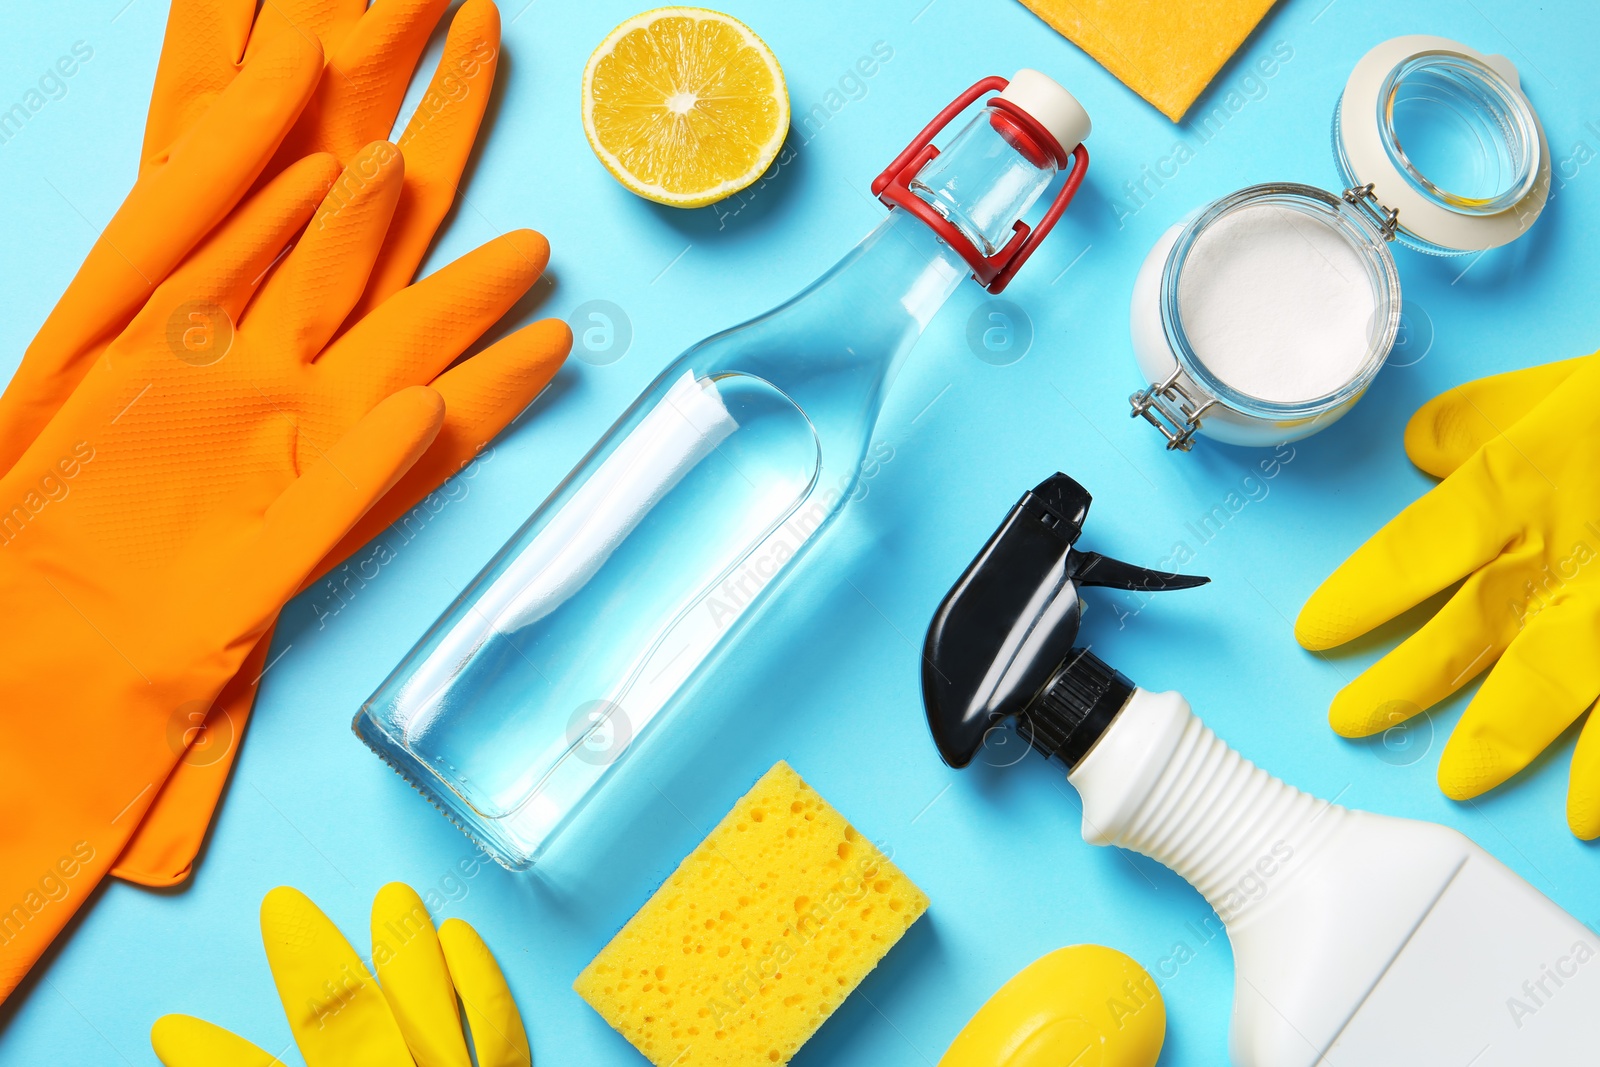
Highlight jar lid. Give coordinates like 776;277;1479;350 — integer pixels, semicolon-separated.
1337;35;1549;254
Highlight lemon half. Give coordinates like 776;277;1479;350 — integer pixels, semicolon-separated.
582;7;790;208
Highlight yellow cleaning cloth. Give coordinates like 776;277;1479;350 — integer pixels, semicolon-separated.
1017;0;1280;120
575;761;928;1065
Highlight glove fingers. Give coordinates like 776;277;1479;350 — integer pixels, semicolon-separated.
316;229;549;403
354;0;504;319
274;0;454;165
1405;356;1590;479
1326;558;1523;737
2;32;325;478
244;0;369;67
242;141;405;361
261;887;413;1067
140;0;261;169
151;1014;284;1067
1296;450;1514;651
371;883;473;1067
120;25;325;282
318;317;571;571
211;388;443;648
111;635;272;888
1438;595;1600;800
1567;703;1600;839
111;321;566;895
438;918;532;1067
0;153;335;476
147;153;339;342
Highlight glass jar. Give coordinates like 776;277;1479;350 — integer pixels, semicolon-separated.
1130;35;1549;450
1131;184;1400;448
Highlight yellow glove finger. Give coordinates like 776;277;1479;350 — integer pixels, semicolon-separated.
242;141;405;361
356;0;503;319
260;886;414;1067
1404;355;1591;479
274;0;453;166
438;918;532;1067
1567;704;1600;839
1437;595;1600;801
318;230;550;403
151;1014;286;1067
1295;449;1514;651
324;317;572;565
372;883;473;1067
1326;556;1526;738
142;153;339;335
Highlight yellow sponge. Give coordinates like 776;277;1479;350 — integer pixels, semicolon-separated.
575;761;929;1065
1017;0;1280;121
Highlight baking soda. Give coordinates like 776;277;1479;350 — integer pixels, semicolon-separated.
1177;203;1376;403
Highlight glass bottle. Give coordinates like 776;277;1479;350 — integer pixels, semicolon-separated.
356;70;1091;870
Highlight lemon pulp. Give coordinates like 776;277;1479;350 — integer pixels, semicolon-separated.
582;7;789;208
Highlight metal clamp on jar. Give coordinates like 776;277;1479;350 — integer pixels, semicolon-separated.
1129;35;1550;451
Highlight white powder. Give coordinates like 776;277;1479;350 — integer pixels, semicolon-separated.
1176;203;1377;403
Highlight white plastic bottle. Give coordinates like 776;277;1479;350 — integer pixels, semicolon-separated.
1070;684;1600;1066
921;474;1600;1064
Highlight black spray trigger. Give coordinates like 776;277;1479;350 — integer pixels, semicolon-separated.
1070;550;1210;593
922;473;1208;769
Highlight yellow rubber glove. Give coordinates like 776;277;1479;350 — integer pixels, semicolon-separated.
939;946;1164;1066
151;883;531;1067
1404;355;1590;478
0;146;558;1002
1297;349;1600;837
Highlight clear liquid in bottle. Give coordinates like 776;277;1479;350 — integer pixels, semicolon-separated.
356;71;1090;869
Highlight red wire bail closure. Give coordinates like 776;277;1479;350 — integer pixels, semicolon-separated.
871;76;1089;294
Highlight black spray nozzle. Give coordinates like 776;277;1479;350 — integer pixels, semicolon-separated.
922;473;1207;770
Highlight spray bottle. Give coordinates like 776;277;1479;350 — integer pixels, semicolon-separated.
923;473;1600;1066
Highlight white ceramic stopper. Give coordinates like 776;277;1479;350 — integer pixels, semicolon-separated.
997;68;1091;154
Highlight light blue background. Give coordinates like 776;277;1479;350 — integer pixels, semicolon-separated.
3;0;1599;1063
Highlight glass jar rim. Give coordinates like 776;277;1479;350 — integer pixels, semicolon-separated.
1377;50;1541;218
1159;183;1402;420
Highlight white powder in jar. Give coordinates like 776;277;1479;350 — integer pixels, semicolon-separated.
1175;203;1377;403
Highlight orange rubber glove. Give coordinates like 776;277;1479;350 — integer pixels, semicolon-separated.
112;0;530;889
3;0;489;474
0;30;323;468
0;145;560;1002
0;0;543;887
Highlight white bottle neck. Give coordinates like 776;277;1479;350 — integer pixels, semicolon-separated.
1068;688;1346;924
